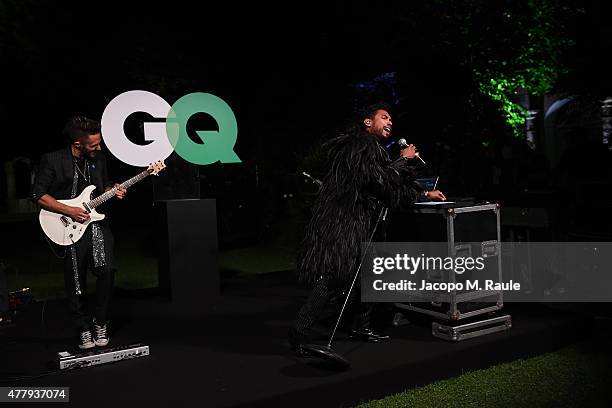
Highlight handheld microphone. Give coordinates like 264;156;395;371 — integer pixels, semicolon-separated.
397;138;427;165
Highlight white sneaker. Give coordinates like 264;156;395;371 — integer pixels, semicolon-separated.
93;320;109;347
79;330;95;349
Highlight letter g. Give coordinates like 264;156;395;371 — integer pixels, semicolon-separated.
101;90;174;166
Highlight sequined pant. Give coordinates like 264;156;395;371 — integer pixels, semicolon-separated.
294;276;372;336
63;223;115;331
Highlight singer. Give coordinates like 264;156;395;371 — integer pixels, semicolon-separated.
289;102;446;355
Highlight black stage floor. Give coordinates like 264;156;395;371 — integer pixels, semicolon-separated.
0;272;604;407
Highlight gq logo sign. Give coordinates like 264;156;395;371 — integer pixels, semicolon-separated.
101;90;241;166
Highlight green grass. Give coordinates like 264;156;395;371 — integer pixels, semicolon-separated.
4;243;294;300
219;245;296;275
6;234;612;407
4;249;158;300
356;343;612;408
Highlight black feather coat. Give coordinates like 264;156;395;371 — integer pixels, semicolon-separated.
297;129;422;287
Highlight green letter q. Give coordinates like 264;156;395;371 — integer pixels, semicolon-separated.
166;92;241;165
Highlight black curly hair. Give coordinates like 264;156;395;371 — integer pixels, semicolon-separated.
63;116;101;142
359;102;393;121
342;101;393;134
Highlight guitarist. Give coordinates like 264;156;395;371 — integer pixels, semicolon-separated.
30;116;126;349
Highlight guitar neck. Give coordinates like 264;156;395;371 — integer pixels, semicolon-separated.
87;169;150;209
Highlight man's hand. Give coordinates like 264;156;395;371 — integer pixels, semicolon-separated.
400;144;417;159
114;184;127;200
66;206;90;223
425;190;447;201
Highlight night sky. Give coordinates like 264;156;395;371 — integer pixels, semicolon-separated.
1;1;611;213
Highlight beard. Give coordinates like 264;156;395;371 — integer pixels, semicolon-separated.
80;147;98;158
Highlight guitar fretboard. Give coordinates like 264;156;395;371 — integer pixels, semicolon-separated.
87;170;150;209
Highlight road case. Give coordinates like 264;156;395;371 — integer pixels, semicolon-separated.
386;202;510;339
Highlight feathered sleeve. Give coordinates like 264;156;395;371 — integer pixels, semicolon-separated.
388;158;425;209
324;132;420;209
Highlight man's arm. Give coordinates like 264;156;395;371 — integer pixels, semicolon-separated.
423;190;446;201
30;153;90;222
100;153;114;191
398;145;446;201
104;184;126;199
37;194;90;221
100;153;126;199
30;153;55;204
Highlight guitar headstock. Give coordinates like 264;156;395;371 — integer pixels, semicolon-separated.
147;160;167;176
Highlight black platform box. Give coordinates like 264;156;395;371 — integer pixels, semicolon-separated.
154;199;220;305
387;202;504;321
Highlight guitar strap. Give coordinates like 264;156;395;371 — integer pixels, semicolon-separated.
69;161;106;296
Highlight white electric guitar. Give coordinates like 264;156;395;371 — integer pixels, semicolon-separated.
39;160;166;246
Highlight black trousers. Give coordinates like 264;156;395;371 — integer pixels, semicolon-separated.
295;208;388;337
63;223;115;331
294;276;372;336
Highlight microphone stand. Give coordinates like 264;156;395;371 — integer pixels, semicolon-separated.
415;153;427;165
300;205;388;370
302;172;322;187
